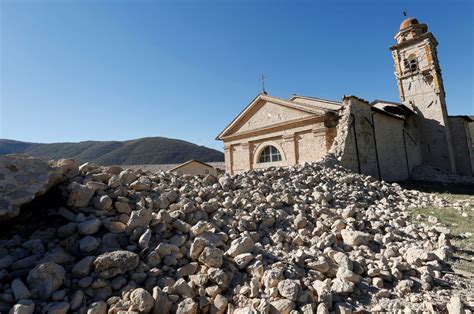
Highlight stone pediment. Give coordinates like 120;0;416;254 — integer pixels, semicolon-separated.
217;94;320;140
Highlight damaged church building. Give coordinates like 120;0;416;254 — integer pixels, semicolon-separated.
216;17;474;181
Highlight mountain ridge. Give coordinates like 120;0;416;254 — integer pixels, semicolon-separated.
0;137;224;166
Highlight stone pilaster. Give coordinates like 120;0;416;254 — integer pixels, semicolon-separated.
224;145;233;175
282;135;297;165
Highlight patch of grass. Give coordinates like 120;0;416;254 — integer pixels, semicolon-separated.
410;195;474;274
402;180;474;274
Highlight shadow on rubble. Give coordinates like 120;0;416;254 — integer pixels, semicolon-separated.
399;179;474;196
0;186;68;238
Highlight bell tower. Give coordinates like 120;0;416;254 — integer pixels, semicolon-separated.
390;17;456;172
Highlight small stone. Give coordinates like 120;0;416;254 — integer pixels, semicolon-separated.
317;303;329;314
269;299;295;314
70;290;84;310
130;177;151;191
23;239;45;255
372;277;384;288
93;250;139;278
152;286;172;314
226;236;254;257
11;278;31;300
93;195;113;210
176;298;198;314
234;253;253;269
199;247;223;268
77;218;102;235
174;278;196;298
137;229;152;250
177;263;198;278
263;268;284;288
27;262;65;300
334;301;353;314
0;255;14;268
130;288;154;312
52;289;66;301
47;302;70;314
446;295;463;314
340;229;371;246
126;207;152;233
277;279;299;301
87;301;107;314
336;268;361;283
67;183;95;208
331;278;354;294
211;294;228;313
79;236;100;252
9;300;35;314
72;256;95;277
115;202;132;214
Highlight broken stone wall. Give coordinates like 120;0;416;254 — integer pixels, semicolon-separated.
330;97;379;179
331;97;422;182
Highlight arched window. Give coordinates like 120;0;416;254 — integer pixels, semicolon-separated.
403;54;418;72
258;146;282;163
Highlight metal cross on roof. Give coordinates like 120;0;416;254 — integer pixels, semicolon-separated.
260;74;267;94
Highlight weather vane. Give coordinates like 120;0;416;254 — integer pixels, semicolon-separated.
260;74;267;94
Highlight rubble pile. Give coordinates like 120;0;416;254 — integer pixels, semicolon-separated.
0;156;471;313
412;165;474;185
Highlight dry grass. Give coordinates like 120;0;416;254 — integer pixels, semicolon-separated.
402;180;474;274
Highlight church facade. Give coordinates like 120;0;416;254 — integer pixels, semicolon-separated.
216;17;474;181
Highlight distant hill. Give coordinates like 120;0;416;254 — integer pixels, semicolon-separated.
0;137;224;166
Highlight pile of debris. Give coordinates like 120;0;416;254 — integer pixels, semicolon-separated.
0;155;471;313
412;165;474;185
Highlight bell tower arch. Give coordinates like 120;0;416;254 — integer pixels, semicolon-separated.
390;17;456;172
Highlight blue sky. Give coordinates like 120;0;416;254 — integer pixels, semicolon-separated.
1;0;472;151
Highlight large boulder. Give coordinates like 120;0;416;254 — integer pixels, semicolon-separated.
0;156;75;220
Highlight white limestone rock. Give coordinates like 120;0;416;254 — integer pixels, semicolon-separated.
226;236;254;257
176;298;198;314
340;229;371;246
129;288;154;312
277;279;300;301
